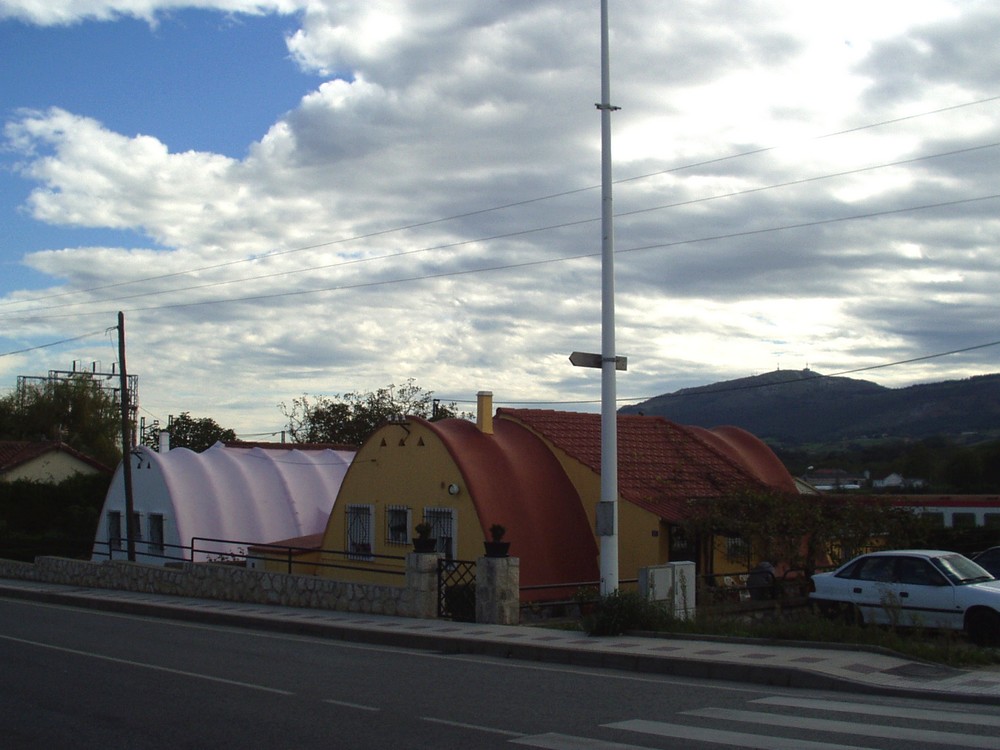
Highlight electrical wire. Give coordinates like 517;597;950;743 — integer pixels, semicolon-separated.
6;190;998;321
4;94;997;313
6;140;997;318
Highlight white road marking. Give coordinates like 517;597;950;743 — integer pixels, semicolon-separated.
684;707;999;748
0;633;294;695
605;719;874;750
753;695;1000;726
512;732;652;749
323;699;380;711
421;716;524;737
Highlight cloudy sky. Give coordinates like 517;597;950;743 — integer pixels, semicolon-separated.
1;0;998;438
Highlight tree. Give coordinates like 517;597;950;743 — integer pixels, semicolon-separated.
279;379;466;446
0;377;121;467
148;412;236;453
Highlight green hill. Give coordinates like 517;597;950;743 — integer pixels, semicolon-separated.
621;370;1000;446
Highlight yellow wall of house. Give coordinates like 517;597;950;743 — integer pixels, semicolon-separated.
317;421;484;584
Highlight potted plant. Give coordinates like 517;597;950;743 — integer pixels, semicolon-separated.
412;522;437;553
484;523;510;557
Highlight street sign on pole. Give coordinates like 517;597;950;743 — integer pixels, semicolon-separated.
569;351;627;370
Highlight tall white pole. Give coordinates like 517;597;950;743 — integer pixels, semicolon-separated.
598;0;619;595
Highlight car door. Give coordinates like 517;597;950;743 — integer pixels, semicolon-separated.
844;555;898;625
892;555;960;629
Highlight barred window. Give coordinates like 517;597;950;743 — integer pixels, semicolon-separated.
346;504;374;559
107;511;122;551
148;514;165;555
724;535;750;564
424;507;456;560
386;505;411;545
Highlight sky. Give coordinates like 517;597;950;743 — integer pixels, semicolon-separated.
1;0;998;439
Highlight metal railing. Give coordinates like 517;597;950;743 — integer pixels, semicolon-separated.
90;536;406;578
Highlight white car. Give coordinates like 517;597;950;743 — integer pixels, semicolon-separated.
809;549;1000;645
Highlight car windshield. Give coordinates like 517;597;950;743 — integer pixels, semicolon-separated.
931;554;994;585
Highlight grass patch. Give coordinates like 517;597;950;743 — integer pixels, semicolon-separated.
577;591;1000;668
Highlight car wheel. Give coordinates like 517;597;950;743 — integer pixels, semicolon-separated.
965;608;1000;647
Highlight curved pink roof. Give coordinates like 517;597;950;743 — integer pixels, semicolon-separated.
420;416;599;595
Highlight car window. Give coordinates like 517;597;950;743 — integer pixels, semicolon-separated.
931;554;993;585
853;556;895;582
896;557;947;586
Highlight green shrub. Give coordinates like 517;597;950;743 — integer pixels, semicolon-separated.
582;590;671;636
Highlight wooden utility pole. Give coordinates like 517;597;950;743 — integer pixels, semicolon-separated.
117;311;136;561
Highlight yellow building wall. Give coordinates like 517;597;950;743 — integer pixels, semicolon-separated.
317;420;485;584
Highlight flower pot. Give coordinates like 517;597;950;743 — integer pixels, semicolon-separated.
413;538;437;553
484;541;510;558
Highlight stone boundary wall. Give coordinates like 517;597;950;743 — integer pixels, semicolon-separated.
0;553;440;619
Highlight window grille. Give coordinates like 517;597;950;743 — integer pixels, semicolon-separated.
424;507;456;560
346;504;374;559
148;514;165;555
724;535;749;564
386;505;411;545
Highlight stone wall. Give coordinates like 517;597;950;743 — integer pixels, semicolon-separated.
0;554;438;618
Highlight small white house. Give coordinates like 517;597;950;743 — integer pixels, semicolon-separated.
93;441;355;564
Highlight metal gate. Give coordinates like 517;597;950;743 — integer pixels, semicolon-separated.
438;559;476;621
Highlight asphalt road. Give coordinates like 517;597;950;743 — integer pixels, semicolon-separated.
2;597;999;749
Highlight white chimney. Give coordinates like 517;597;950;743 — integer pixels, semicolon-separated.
476;391;494;434
159;430;170;453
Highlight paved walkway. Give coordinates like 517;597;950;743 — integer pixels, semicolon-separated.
3;577;1000;705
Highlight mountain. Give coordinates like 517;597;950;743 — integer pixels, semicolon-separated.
620;370;1000;446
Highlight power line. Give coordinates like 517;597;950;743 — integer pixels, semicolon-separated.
0;329;106;358
7;139;997;318
8;190;998;321
442;339;1000;406
4;94;997;313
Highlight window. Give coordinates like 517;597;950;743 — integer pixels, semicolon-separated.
723;535;750;565
854;556;895;582
424;507;456;560
345;504;374;559
385;505;411;545
951;512;976;528
148;514;165;555
920;512;944;526
985;514;1000;528
107;511;122;551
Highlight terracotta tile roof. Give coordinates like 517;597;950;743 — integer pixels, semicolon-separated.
0;440;112;475
497;410;790;523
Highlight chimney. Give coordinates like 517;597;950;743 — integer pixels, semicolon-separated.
159;430;170;453
476;391;494;434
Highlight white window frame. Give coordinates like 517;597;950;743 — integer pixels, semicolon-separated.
345;504;374;559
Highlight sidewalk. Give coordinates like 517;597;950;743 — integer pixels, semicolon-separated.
3;576;1000;705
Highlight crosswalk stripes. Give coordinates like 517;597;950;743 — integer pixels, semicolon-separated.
511;694;1000;749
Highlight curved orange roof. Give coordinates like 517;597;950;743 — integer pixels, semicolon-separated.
420;416;599;595
686;425;798;495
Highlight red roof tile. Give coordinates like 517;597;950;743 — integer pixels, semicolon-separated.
497;410;793;523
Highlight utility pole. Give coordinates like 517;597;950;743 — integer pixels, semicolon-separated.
597;0;620;595
117;311;137;562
